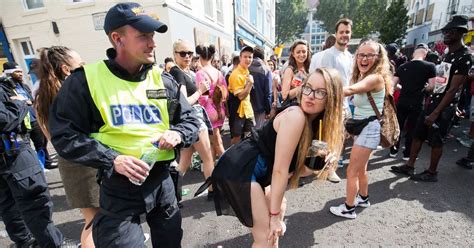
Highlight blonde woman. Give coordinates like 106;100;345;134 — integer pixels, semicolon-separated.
197;68;344;247
169;40;215;199
330;40;392;219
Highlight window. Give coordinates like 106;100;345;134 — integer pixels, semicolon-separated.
311;34;325;45
250;0;257;25
242;0;249;19
216;0;223;24
425;3;434;22
20;40;35;56
415;8;424;25
257;0;263;32
236;0;242;16
311;22;317;33
23;0;44;10
204;0;214;18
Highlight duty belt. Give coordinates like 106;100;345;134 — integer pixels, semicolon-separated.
1;132;30;157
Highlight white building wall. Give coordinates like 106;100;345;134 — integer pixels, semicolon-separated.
0;0;234;73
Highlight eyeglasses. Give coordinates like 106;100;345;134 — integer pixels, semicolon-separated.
356;53;378;60
175;51;193;58
301;85;327;100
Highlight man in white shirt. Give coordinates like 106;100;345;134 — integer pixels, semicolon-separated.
320;18;354;183
309;34;336;73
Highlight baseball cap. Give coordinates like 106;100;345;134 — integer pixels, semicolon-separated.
3;62;22;74
240;46;254;55
103;2;168;34
415;43;429;50
385;43;398;55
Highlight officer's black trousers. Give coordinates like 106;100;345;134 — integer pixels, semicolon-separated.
0;146;63;247
92;174;182;248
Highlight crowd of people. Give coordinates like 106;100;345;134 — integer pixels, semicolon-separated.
0;2;472;247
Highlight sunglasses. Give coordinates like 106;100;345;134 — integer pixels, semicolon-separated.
301;85;327;100
175;51;193;58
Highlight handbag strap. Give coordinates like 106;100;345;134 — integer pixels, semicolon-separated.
366;92;382;120
202;69;216;85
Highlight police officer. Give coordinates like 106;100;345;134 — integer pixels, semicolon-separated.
49;2;200;247
1;62;55;170
0;71;63;247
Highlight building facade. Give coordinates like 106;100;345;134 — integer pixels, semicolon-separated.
234;0;276;56
405;0;474;53
300;9;328;53
0;0;234;77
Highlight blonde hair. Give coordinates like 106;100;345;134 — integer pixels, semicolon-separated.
350;40;393;96
289;68;345;188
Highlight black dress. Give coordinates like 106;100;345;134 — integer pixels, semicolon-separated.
196;117;298;227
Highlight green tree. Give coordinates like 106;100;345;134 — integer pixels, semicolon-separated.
379;0;409;44
352;0;386;37
314;0;354;34
276;0;308;45
315;0;386;38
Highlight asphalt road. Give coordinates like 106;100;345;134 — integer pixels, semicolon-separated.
1;123;473;247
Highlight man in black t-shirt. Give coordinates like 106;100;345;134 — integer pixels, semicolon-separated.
391;15;473;182
389;45;436;159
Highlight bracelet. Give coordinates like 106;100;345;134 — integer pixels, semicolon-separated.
269;211;280;216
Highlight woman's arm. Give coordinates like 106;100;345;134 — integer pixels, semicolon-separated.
343;74;384;96
272;76;279;108
270;107;306;214
280;68;295;101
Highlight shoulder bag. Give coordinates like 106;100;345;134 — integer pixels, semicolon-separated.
367;92;400;148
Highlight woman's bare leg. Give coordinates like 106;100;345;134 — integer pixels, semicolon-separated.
80;207;100;248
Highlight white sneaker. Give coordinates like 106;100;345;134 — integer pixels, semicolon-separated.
330;203;356;219
327;170;341;183
355;194;371;208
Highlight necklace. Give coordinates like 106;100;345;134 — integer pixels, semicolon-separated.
177;65;193;80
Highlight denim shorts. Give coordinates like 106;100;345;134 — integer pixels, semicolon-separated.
354;119;380;150
251;155;267;182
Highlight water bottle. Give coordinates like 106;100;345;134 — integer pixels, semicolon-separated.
129;148;159;186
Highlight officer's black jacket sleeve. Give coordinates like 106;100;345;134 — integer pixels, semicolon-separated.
161;72;200;148
0;90;29;133
49;70;119;170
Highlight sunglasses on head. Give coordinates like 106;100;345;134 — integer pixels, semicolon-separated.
175;51;193;58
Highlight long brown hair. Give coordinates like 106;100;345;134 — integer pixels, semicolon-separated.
289;68;345;188
34;46;74;138
350;40;393;96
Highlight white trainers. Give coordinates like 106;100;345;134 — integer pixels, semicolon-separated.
330;203;356;219
327;170;341;183
355;194;371;208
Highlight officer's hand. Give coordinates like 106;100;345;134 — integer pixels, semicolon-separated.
113;155;150;182
155;130;182;150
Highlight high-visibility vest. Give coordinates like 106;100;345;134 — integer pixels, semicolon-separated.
84;61;174;161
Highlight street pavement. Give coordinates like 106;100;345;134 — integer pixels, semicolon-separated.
1;122;473;247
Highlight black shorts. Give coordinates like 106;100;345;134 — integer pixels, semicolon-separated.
412;106;456;148
230;115;255;138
